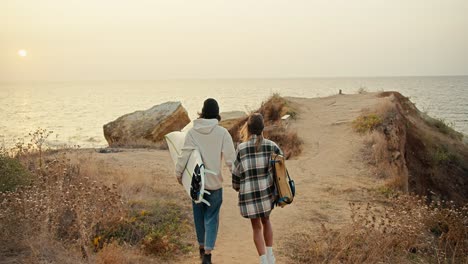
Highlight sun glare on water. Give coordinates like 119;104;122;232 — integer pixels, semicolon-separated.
18;49;27;57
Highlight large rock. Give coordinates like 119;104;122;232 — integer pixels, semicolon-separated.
103;102;190;147
219;111;247;130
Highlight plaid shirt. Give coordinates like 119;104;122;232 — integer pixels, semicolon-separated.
232;135;282;218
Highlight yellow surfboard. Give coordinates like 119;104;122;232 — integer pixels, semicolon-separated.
271;154;295;207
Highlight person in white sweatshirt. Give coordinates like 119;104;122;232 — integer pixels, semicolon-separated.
176;98;236;264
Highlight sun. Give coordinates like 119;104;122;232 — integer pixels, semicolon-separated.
18;49;27;57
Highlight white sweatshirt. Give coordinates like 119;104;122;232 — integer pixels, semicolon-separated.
176;118;236;190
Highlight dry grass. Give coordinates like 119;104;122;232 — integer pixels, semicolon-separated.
288;195;468;264
0;152;123;262
95;241;163;264
228;94;303;159
264;125;303;159
355;95;410;191
1;131;123;262
0;129;194;263
107;138;169;150
362;130;408;190
95;242;129;264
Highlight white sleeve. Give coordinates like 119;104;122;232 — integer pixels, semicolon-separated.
222;130;236;173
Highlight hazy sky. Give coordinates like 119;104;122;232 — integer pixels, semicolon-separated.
1;0;467;81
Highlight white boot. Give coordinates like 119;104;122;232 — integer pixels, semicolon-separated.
260;255;268;264
266;247;276;264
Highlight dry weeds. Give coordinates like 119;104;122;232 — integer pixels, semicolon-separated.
0;129;193;263
228;94;303;159
288;195;468;263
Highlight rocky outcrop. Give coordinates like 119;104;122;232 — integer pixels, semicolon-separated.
219;111;247;130
103;102;190;147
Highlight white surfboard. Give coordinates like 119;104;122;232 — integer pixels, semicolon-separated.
165;131;211;206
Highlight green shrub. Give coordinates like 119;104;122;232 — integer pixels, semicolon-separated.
431;146;459;166
98;200;192;257
425;117;463;141
352;114;382;134
0;156;32;192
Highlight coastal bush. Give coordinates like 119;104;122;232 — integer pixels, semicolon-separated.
11;128;53;165
431;145;460;166
228;94;303;158
97;200;192;258
1;153;196;263
0;153;124;261
0;155;32;192
288;195;468;263
261;93;290;122
0;131;125;262
424;116;463;141
352;114;382;134
265;126;303;159
357;87;368;94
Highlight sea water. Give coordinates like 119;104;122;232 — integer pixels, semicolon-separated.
0;76;467;148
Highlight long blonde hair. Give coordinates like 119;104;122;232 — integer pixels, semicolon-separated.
240;113;264;151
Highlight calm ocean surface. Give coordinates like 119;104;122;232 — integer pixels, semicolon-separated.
1;76;467;148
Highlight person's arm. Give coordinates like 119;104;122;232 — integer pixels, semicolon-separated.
175;132;196;183
222;130;236;173
232;150;241;192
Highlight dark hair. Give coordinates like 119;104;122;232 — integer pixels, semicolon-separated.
247;113;264;135
198;98;221;121
240;113;264;151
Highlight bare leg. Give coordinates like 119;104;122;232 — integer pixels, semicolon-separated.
261;217;273;247
250;218;266;256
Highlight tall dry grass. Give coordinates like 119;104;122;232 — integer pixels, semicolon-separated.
288;195;468;263
0;129;194;263
355;95;413;192
0;148;123;262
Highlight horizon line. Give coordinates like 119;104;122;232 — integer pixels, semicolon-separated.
1;74;468;83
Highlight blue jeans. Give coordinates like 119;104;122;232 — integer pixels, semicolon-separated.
192;188;223;250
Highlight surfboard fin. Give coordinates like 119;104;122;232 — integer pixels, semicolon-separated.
205;169;217;175
201;199;211;206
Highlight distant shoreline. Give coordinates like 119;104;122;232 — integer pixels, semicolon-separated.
2;74;468;84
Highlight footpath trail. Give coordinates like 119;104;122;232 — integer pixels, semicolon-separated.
175;93;384;263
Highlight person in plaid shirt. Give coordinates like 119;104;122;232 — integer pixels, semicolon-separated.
232;113;281;264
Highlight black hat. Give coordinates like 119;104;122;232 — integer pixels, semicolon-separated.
247;113;264;135
201;98;220;119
